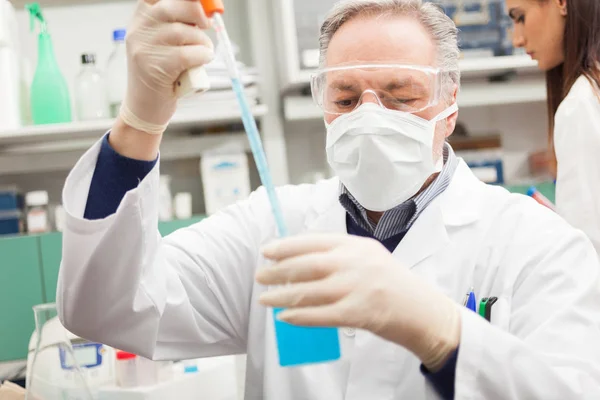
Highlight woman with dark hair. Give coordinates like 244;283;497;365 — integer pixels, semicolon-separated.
507;0;600;254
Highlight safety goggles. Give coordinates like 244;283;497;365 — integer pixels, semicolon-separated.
310;64;444;115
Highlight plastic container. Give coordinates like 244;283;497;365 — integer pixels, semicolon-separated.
136;356;159;387
0;186;22;211
106;29;127;118
174;193;193;220
54;205;65;232
75;53;109;121
26;3;72;125
158;175;173;222
0;210;21;235
0;187;23;235
25;190;49;233
115;351;137;388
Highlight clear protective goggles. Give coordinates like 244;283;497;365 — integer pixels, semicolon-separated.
310;64;444;115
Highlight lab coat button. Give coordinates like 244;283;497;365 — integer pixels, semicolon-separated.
344;328;356;337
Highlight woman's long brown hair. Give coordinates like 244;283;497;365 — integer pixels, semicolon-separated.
545;0;600;176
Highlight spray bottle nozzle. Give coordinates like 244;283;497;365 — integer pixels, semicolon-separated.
25;3;47;33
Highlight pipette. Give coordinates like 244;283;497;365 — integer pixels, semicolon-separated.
177;1;287;238
176;0;341;367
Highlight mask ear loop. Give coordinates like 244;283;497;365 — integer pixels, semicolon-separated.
432;102;459;122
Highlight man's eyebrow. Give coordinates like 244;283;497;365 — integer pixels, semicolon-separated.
329;80;359;91
385;78;416;90
385;78;427;93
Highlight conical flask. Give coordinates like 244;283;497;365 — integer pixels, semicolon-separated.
26;303;93;400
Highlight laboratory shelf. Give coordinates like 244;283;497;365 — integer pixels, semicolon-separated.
459;55;538;76
0;104;269;147
0;105;268;175
458;78;546;108
284;77;547;121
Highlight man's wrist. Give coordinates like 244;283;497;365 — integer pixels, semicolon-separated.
420;303;461;372
109;116;162;161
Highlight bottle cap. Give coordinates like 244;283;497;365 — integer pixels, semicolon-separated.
113;29;126;42
116;351;136;361
25;191;48;207
81;53;96;65
526;186;537;197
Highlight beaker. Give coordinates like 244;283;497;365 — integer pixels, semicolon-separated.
26;303;93;400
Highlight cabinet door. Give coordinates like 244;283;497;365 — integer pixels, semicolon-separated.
0;236;44;362
39;233;63;304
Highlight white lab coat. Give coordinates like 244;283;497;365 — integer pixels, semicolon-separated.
554;75;600;255
58;139;600;400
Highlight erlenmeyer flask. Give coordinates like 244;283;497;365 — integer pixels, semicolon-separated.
26;303;93;400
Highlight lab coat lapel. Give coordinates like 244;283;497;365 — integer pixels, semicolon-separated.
393;200;450;269
304;179;347;234
392;159;483;270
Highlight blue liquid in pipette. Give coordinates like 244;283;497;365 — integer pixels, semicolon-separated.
231;78;341;367
231;78;287;237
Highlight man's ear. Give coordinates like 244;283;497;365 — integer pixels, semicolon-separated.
445;85;459;139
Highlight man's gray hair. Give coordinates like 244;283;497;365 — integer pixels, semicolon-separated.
319;0;461;97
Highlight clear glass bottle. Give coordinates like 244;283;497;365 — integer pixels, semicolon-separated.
106;29;127;118
75;53;109;121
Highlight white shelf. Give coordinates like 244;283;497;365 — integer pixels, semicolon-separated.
0;104;268;147
284;77;546;121
458;78;546;107
459;55;538;76
0;104;268;175
0;132;251;175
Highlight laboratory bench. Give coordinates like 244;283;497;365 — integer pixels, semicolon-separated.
0;181;555;364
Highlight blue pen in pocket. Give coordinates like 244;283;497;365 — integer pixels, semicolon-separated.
465;288;477;312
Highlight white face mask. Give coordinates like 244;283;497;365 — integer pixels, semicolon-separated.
325;102;458;212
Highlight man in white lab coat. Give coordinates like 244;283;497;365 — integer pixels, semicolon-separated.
58;0;600;399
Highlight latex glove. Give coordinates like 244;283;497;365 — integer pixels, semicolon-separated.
120;0;215;135
256;234;461;371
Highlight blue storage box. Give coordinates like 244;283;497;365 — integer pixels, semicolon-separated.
0;210;22;236
426;0;513;57
0;187;24;235
0;187;23;212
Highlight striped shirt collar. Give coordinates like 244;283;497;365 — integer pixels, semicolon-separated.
339;143;458;241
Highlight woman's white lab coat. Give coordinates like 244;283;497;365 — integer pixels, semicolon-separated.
57;140;600;400
554;75;600;254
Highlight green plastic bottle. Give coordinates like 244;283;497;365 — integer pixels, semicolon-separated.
26;3;72;125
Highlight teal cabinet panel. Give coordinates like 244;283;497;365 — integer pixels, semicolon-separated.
0;236;44;362
503;181;556;204
39;233;63;304
158;216;206;237
0;215;205;361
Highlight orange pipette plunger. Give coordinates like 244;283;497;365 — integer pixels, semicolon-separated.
200;0;224;16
